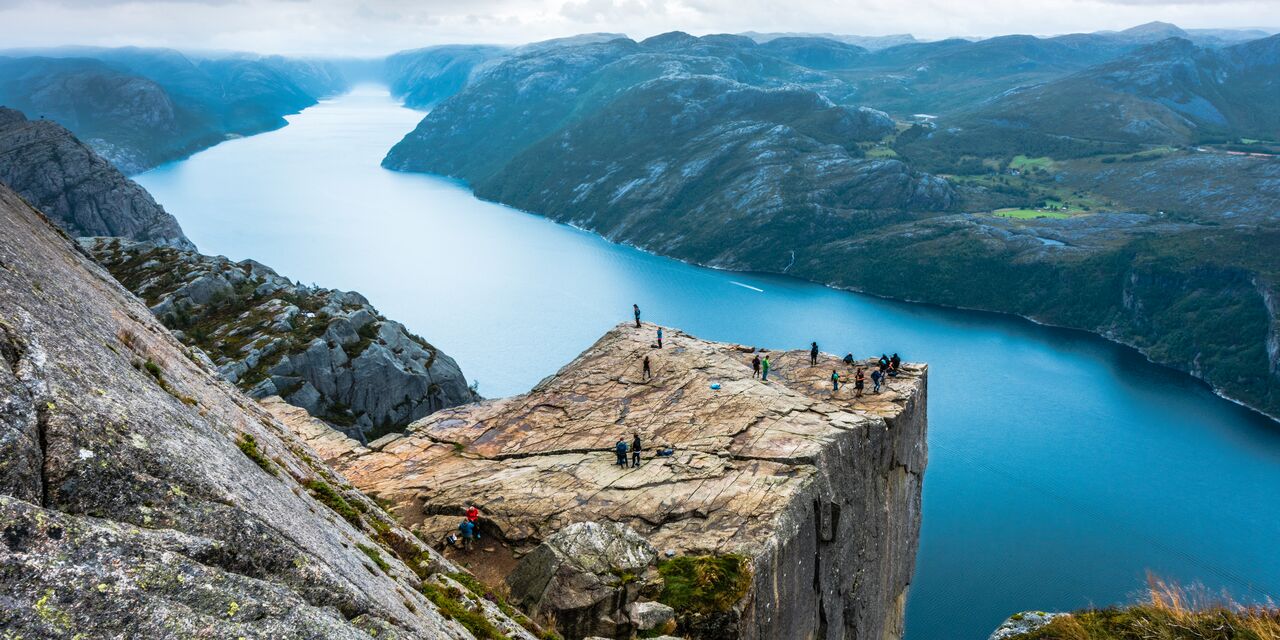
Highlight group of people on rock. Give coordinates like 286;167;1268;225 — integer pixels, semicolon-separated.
447;504;483;551
624;306;907;467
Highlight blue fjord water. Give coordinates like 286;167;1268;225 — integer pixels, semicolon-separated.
136;87;1280;639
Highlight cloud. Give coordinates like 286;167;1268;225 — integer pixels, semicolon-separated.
0;0;1275;56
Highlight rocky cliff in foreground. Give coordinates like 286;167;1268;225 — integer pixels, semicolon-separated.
277;322;929;639
0;106;192;249
0;182;541;639
86;237;478;442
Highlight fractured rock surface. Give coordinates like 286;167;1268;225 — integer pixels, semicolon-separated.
277;322;929;639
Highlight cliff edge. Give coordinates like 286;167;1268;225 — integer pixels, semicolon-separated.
278;322;929;639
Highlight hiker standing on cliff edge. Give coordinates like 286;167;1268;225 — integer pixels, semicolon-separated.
762;355;771;381
633;304;641;328
656;327;663;348
752;354;761;378
810;342;819;366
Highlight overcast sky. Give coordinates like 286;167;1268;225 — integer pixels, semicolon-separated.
0;0;1276;57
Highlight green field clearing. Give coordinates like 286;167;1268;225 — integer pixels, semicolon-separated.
993;208;1072;219
1009;155;1055;171
865;146;899;158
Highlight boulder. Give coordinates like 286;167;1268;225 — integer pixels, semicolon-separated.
628;600;676;631
989;611;1066;639
508;521;658;638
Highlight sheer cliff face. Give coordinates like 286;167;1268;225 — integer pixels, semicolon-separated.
87;238;479;441
0;183;534;639
0;107;192;249
279;323;929;639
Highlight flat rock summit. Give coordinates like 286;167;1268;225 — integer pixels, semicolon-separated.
277;322;929;639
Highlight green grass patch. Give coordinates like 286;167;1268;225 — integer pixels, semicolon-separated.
305;479;362;528
356;543;390;573
657;554;752;616
1006;577;1280;639
420;582;509;640
993;208;1072;220
1009;155;1055;172
1009;605;1280;639
236;433;277;476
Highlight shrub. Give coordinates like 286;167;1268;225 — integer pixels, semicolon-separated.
356;543;390;573
304;479;362;528
657;554;752;615
235;433;277;476
420;582;509;640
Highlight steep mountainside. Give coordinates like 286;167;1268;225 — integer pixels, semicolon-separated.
0;182;539;639
384;34;953;265
0;107;191;248
386;45;508;108
0;48;347;173
277;323;928;640
87;238;478;441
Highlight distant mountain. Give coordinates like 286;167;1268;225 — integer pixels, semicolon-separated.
386;45;508;109
384;33;952;265
900;35;1280;164
0;107;192;248
0;47;348;173
740;31;919;50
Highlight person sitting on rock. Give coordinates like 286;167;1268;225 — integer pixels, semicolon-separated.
843;353;854;367
878;354;890;372
751;354;761;378
615;437;629;467
889;353;902;376
466;504;480;524
631;433;642;468
810;342;819;366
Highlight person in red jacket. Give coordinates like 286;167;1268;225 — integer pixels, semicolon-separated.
466;505;479;524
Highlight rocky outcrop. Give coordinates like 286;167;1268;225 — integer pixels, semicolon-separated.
86;238;478;441
0;107;192;249
277;322;929;639
507;521;659;638
988;611;1066;639
0;181;536;638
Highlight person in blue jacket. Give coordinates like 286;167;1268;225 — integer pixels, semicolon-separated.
458;518;476;551
615;437;629;467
